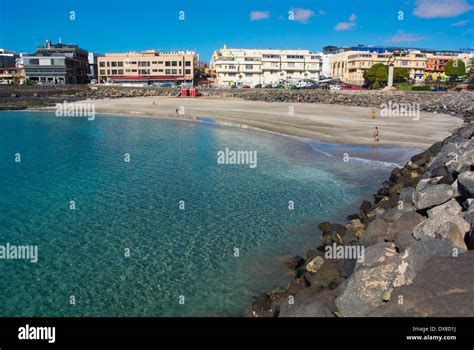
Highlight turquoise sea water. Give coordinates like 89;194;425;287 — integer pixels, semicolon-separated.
0;111;400;316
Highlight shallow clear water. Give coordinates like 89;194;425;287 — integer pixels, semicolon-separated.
0;111;395;316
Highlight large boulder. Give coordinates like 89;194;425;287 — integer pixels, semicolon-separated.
457;171;474;197
335;243;399;317
359;218;391;246
426;198;462;217
413;184;456;210
369;251;474;317
392;238;461;288
413;207;469;241
390;211;426;250
434;222;468;250
304;258;341;289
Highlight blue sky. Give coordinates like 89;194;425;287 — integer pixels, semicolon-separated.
0;0;473;62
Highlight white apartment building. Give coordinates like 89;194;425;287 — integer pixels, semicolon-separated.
211;46;322;87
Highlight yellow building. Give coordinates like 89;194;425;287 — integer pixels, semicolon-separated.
329;50;427;85
97;50;197;86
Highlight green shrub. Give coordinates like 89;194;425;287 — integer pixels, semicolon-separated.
411;85;431;91
372;81;381;89
396;82;412;91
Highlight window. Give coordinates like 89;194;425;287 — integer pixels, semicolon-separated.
245;73;253;77
118;62;124;67
165;61;171;67
99;62;105;67
171;69;177;74
245;64;253;69
111;69;118;74
228;73;236;77
179;69;182;74
158;61;163;64
185;61;191;66
107;62;110;67
288;63;295;68
111;62;117;67
152;61;158;64
158;69;163;72
179;61;182;66
139;61;150;67
118;70;124;75
172;61;177;67
165;69;171;74
185;69;191;74
99;70;106;75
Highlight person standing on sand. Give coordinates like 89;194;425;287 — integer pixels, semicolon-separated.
371;107;376;119
175;108;179;118
373;126;379;142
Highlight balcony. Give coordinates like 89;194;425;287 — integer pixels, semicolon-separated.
215;67;239;73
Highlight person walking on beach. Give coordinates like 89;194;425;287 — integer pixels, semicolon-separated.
371;107;376;119
373;126;379;142
175;108;179;118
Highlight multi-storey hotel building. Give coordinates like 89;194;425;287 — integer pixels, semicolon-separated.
329;50;427;85
97;50;197;86
210;47;322;87
22;41;89;84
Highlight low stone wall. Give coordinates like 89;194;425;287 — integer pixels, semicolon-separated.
1;85;473;122
252;120;474;317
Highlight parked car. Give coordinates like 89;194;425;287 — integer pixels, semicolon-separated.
431;86;447;91
342;85;367;90
329;84;342;91
242;85;251;88
296;81;308;88
254;84;262;88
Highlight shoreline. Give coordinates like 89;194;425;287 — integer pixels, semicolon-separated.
25;107;420;166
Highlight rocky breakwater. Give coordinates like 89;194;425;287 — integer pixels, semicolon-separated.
252;121;474;317
240;90;474;122
0;85;179;110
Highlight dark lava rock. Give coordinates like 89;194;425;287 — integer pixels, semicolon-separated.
457;171;474;197
282;256;306;270
369;251;474;316
359;200;372;214
359;218;391;246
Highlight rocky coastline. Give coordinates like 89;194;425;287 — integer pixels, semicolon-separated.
252;113;474;317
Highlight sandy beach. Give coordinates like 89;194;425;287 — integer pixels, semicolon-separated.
76;96;463;150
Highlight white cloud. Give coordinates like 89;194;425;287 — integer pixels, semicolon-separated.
250;10;270;21
387;31;427;43
451;19;471;26
335;13;357;31
413;0;474;18
290;8;314;23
